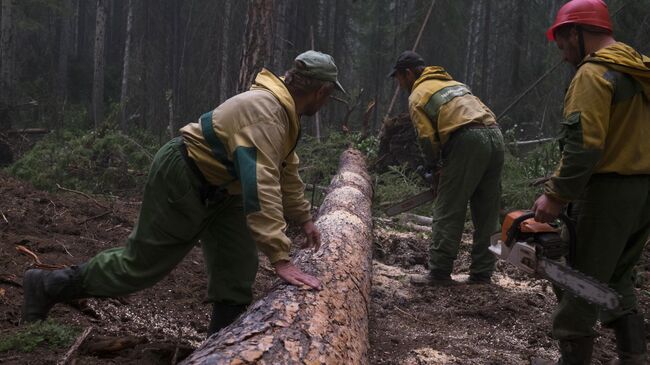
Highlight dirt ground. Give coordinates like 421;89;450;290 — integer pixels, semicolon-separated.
368;224;650;365
1;171;649;364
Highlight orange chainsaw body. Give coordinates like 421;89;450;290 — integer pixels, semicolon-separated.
501;210;559;243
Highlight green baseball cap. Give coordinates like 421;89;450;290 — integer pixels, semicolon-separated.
295;50;346;94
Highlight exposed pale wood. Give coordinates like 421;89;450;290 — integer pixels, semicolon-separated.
400;213;433;227
57;326;93;365
182;149;373;364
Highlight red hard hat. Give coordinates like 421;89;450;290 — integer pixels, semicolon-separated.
546;0;613;41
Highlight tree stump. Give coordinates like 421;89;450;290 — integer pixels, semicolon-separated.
181;149;374;365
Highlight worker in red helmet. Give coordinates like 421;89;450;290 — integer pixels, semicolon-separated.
532;0;650;364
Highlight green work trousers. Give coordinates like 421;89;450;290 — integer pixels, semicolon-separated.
81;137;258;305
552;174;650;340
429;126;504;276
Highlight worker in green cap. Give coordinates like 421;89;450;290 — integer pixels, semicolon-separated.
22;50;345;336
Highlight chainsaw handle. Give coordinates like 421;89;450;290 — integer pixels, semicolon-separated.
505;210;577;264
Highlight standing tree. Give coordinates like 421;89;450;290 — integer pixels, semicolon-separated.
56;0;73;127
1;0;16;131
237;0;274;93
92;0;108;128
119;0;134;132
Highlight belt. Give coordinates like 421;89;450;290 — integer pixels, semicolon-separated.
457;122;499;131
177;140;228;206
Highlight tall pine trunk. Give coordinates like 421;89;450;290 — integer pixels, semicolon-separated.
218;0;232;103
237;0;274;93
57;0;73;127
92;0;107;128
119;0;134;132
1;0;16;130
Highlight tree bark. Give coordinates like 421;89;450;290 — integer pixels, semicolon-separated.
237;0;274;93
56;0;73;127
119;0;134;132
479;0;492;100
464;0;482;86
218;0;232;103
92;0;107;128
1;0;16;121
181;149;373;365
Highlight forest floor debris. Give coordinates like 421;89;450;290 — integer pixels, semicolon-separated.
1;172;649;364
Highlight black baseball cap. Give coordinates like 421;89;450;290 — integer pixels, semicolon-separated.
388;51;425;77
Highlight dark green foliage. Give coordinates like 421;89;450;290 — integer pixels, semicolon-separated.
9;125;159;196
296;133;350;206
374;163;432;216
501;140;561;213
0;320;79;353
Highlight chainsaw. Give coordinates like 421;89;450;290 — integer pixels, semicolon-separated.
489;210;620;310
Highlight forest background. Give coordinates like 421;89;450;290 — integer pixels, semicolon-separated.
1;0;649;208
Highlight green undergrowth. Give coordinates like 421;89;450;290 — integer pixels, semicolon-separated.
501;141;561;212
297;132;378;208
0;320;80;353
9;125;159;196
374;163;431;217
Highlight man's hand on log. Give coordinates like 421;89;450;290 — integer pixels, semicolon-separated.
274;260;323;290
301;220;321;252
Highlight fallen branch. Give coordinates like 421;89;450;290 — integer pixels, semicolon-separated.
507;138;554;147
15;245;66;270
0;211;7;224
56;184;110;210
119;132;154;161
6;128;49;135
79;211;112;224
57;327;94;365
384;0;437;119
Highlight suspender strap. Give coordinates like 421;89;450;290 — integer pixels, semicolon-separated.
199;111;237;178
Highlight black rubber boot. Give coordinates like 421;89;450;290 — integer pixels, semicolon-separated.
467;272;493;285
207;303;247;337
558;337;594;365
610;313;647;364
410;270;457;287
530;337;593;365
22;265;87;323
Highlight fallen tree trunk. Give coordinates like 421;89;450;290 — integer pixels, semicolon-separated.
182;149;374;365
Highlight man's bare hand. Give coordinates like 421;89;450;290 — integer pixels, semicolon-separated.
274;260;322;290
301;220;321;251
532;193;565;223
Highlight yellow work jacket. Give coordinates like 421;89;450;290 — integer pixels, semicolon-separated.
408;66;496;164
180;69;311;263
544;42;650;202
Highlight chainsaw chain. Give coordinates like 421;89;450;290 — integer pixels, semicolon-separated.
539;258;620;310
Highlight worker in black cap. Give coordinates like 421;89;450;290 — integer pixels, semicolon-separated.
389;50;504;286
